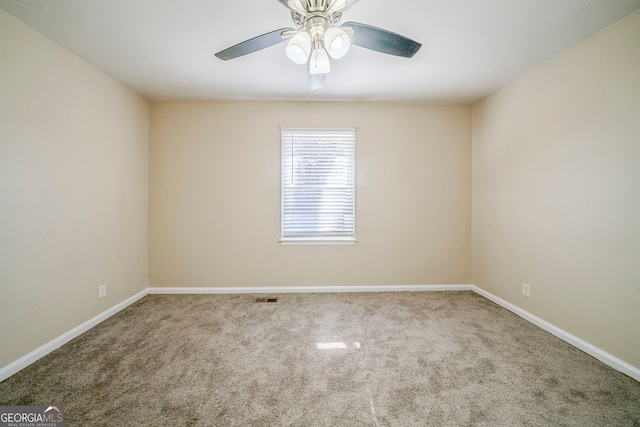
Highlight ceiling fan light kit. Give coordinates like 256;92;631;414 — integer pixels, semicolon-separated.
309;44;331;74
214;0;422;90
285;31;312;64
324;26;352;59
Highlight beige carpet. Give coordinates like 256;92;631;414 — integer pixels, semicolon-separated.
1;291;639;426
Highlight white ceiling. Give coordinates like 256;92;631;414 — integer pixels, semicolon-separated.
1;0;639;103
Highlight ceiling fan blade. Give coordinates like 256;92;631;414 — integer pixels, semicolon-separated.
344;0;360;10
342;21;421;58
215;28;293;60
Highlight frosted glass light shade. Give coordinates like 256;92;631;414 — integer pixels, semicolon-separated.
309;73;326;90
324;27;351;59
309;47;331;74
286;31;312;64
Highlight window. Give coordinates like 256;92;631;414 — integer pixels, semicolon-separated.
281;128;356;244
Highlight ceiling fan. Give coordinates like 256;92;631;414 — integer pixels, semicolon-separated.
214;0;422;90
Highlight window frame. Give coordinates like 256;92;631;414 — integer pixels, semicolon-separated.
280;127;357;245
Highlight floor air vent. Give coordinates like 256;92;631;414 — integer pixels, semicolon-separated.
255;297;278;303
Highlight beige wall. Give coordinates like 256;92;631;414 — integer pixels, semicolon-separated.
0;9;149;368
472;10;640;368
4;0;637;376
149;101;471;287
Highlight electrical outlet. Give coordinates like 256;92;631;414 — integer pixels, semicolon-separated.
522;282;531;298
99;283;107;299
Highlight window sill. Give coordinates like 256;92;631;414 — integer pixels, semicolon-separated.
280;237;357;246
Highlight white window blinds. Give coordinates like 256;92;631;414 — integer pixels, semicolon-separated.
281;128;356;244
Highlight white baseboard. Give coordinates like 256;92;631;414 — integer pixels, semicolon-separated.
471;285;640;382
3;284;638;384
0;284;469;381
147;284;473;294
0;289;148;383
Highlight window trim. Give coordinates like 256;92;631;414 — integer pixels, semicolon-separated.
280;127;357;245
